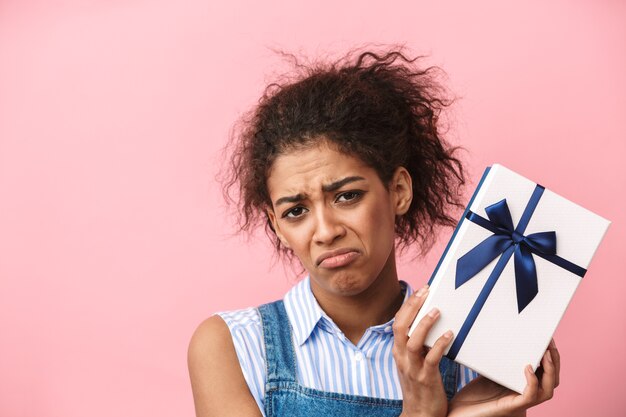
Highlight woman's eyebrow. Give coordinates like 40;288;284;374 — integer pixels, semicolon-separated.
275;193;306;206
321;176;366;192
274;176;366;206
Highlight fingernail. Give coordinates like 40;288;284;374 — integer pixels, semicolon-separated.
415;285;429;297
546;350;553;363
550;339;556;349
443;330;453;339
428;307;440;318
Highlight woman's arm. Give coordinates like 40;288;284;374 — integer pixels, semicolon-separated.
187;315;263;417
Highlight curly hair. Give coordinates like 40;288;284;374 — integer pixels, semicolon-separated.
221;47;466;259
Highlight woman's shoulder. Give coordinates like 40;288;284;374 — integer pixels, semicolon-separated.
188;306;263;362
188;310;265;416
215;307;266;365
196;307;267;413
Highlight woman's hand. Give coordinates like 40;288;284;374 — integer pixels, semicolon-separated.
447;339;561;417
393;284;455;417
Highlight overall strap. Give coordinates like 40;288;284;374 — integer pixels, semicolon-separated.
440;356;460;401
258;300;297;384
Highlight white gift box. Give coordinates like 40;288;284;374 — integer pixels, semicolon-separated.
408;164;610;394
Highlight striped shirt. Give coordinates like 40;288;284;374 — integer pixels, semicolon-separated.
217;276;479;414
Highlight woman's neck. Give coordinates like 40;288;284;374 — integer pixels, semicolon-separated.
310;253;404;346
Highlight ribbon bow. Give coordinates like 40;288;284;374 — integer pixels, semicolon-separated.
456;199;557;313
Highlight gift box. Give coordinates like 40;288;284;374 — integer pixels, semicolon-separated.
408;164;610;394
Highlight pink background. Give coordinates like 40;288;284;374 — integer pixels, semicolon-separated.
0;1;624;416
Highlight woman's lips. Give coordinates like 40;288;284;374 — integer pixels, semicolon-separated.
317;251;360;269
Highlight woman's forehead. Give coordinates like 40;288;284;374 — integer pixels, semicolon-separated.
266;144;374;195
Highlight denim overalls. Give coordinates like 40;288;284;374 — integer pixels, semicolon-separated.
258;300;459;416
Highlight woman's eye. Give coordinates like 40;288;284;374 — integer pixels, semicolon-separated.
283;206;307;219
336;191;362;203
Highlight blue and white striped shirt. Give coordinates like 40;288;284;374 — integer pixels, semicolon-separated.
217;276;478;414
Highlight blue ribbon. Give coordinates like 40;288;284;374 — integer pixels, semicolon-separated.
447;185;586;360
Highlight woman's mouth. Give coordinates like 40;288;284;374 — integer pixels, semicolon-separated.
317;250;360;269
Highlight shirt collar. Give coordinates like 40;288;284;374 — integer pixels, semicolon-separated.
283;275;415;346
283;276;325;346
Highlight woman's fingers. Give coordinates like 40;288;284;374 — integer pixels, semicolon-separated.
423;330;454;369
392;285;429;351
548;339;560;388
519;364;540;406
511;347;558;412
538;350;556;400
406;307;441;354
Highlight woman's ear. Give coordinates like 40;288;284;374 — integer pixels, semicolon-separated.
391;167;413;216
266;207;291;249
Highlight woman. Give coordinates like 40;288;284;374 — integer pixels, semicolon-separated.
188;49;560;417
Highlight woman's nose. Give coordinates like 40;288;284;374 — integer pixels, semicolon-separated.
312;208;345;245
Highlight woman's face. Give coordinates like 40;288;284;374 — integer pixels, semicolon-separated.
266;140;413;299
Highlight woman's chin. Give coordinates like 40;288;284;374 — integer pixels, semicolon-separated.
315;270;372;297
